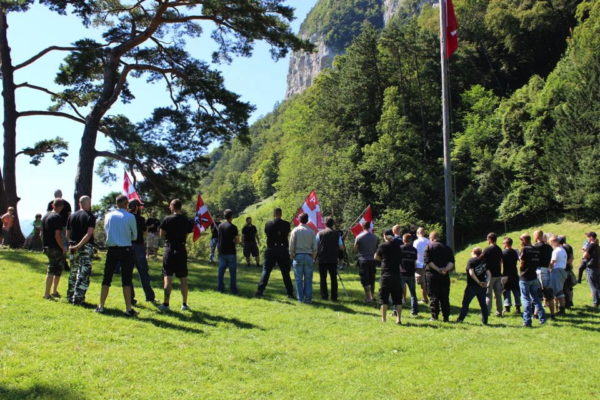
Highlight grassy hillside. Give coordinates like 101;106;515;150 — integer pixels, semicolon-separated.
1;221;600;399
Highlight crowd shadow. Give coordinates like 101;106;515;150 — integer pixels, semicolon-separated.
96;307;205;334
0;384;84;400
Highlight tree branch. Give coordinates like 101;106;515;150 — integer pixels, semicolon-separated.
17;110;86;125
15;46;85;70
16;82;86;120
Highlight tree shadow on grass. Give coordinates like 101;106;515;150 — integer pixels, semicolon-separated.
0;383;85;400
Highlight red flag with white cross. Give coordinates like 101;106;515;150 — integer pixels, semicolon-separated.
292;190;325;233
193;194;214;242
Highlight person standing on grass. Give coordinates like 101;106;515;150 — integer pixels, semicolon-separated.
481;233;503;317
128;200;156;304
519;234;546;327
354;221;378;303
413;227;430;304
317;217;344;301
242;217;261;268
1;207;15;247
42;199;66;299
96;195;137;317
424;231;454;322
549;235;568;314
501;237;521;314
289;213;317;304
559;236;575;309
534;230;556;320
217;209;240;294
145;215;161;261
209;217;221;263
255;208;294;299
456;247;490;325
47;189;72;251
66;196;96;305
400;233;419;316
374;229;403;324
582;232;599;308
159;199;194;311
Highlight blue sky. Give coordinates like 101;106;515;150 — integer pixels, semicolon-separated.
1;1;317;229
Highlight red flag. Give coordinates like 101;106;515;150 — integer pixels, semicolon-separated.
446;0;458;58
350;205;374;238
193;194;214;242
123;170;142;202
292;190;325;233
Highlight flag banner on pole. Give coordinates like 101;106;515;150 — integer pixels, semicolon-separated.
123;170;142;202
292;190;325;233
193;194;214;242
350;205;374;237
446;0;459;58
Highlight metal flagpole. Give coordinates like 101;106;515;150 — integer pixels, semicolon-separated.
439;0;455;250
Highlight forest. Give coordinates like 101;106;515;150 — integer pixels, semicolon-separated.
199;0;600;246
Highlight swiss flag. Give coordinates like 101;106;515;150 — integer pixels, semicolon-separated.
123;170;142;202
350;205;374;238
193;194;214;242
292;190;325;233
446;0;458;58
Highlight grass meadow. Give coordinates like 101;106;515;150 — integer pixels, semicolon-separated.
1;221;600;399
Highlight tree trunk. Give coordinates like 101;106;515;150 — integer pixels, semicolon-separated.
0;10;24;247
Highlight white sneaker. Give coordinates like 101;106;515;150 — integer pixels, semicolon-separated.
181;304;190;311
158;304;170;311
95;306;105;313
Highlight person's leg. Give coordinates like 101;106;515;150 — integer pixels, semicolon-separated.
67;253;79;301
180;277;188;305
229;255;238;294
427;274;440;320
293;256;304;302
513;284;522;312
493;278;503;314
256;249;274;295
44;273;53;298
379;284;390;322
440;276;451;321
99;249;117;308
120;248;135;311
380;304;388;322
502;283;512;311
329;263;338;301
530;280;546;324
133;244;155;302
476;287;489;324
588;268;600;306
457;286;475;321
405;276;418;315
369;261;376;298
519;280;532;326
278;251;294;297
358;261;371;302
209;238;217;262
254;244;261;268
390;282;403;324
217;255;227;292
486;278;494;314
163;275;173;305
319;262;328;300
304;255;313;303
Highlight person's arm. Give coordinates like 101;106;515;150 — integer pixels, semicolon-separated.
374;248;382;261
289;229;296;258
54;229;64;252
444;262;455;274
66;229;72;242
338;236;344;250
353;237;359;252
550;252;557;270
484;270;492;287
427;262;443;273
130;216;137;242
71;227;94;251
311;233;317;260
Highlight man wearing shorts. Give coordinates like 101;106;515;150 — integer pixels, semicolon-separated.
549;235;568;314
159;199;193;311
354;221;378;303
42;199;66;299
242;217;260;267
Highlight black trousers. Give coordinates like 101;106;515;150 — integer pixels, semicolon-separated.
358;260;377;290
257;247;293;296
102;246;134;287
319;262;338;300
426;272;451;320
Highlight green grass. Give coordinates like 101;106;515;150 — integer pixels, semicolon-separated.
1;220;600;399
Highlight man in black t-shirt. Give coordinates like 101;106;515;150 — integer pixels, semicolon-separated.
457;247;490;325
66;196;96;304
146;216;161;261
559;236;575;308
159;199;193;311
255;208;294;298
501;237;521;314
317;217;344;301
217;209;239;294
519;234;546;327
42;199;66;299
583;232;600;307
375;230;403;324
400;233;419;316
481;232;503;317
128;200;155;304
47;189;72;252
209;217;221;263
423;231;455;322
242;217;260;268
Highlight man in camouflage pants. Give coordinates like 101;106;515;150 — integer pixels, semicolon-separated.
66;196;97;305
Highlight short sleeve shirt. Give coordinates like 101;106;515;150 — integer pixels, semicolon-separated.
160;214;193;246
520;245;540;281
400;244;417;276
218;221;239;255
242;225;258;243
355;232;378;261
424;241;455;273
482;244;503;277
146;218;160;233
375;241;402;277
133;214;147;245
534;242;553;268
42;212;64;249
265;219;291;248
67;210;97;244
502;248;519;278
466;257;488;287
47;199;72;227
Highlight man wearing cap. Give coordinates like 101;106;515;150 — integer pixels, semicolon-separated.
129;199;156;304
66;196;96;304
582;232;600;308
96;195;138;317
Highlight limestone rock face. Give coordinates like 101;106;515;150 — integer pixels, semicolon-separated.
285;0;405;99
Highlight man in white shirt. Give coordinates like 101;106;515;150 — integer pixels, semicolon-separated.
413;227;430;304
549;235;568;315
289;213;317;303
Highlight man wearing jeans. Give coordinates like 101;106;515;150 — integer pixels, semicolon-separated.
518;234;546;327
289;213;317;303
96;195;138;317
128;200;156;303
400;233;419;316
582;232;600;308
217;209;239;294
481;233;503;317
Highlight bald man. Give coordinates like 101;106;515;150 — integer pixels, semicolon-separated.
66;196;97;305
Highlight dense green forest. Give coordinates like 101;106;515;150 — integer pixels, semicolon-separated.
199;0;599;246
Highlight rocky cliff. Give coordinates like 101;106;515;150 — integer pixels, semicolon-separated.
285;0;406;98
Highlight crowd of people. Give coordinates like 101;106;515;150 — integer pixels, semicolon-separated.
10;190;599;327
